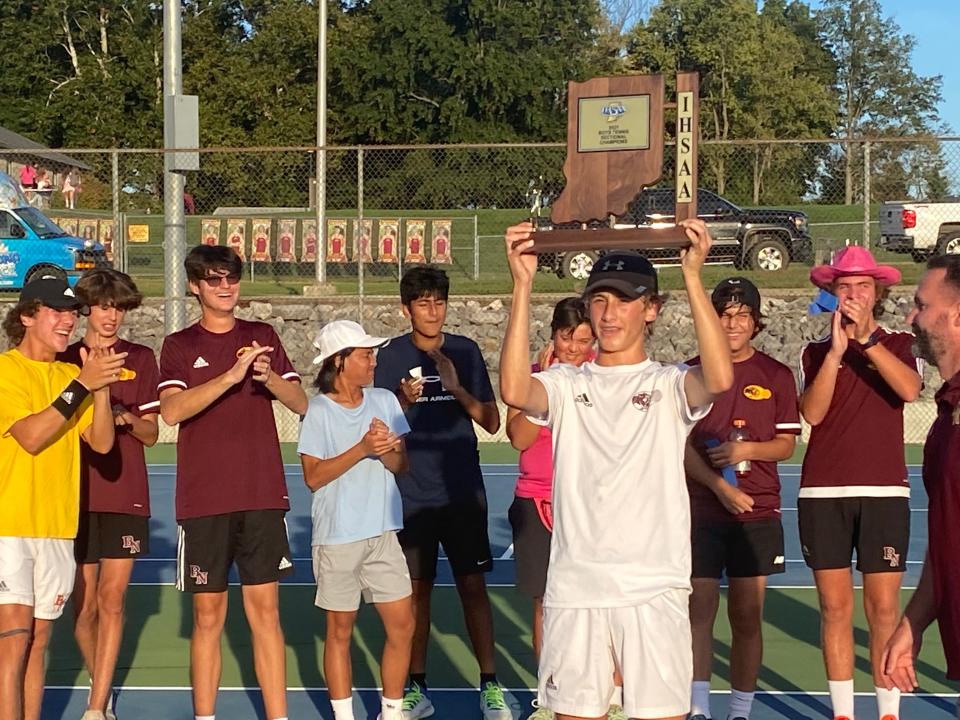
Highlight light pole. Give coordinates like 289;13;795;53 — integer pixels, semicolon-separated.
163;0;186;332
314;0;327;284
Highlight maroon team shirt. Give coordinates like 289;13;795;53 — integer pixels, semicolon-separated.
158;319;299;520
687;352;801;523
800;328;920;493
59;339;160;516
922;372;960;679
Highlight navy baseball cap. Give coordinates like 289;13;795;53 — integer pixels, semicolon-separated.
712;276;761;313
19;276;83;310
584;252;658;299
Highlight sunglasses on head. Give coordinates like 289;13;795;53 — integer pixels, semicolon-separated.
200;273;241;288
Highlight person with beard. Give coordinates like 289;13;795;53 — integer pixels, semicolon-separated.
882;254;960;715
799;247;922;720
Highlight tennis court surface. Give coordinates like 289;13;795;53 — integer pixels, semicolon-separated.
42;461;957;719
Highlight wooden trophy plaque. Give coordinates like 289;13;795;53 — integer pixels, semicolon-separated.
528;72;699;253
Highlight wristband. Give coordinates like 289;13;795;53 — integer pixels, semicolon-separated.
51;380;90;420
861;329;883;350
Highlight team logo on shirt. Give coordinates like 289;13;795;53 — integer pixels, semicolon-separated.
53;594;67;610
631;390;661;412
0;581;8;592
190;565;208;585
121;535;141;554
882;546;900;568
743;384;772;401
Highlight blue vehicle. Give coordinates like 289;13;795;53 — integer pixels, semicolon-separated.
0;171;110;289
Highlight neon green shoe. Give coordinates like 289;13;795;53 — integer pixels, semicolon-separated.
607;704;628;720
480;681;512;720
529;698;555;719
401;682;435;719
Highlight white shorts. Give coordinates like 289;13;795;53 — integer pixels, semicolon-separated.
312;531;411;611
538;589;692;719
0;537;76;620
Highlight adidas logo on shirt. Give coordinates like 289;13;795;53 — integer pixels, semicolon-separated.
278;556;293;571
0;580;8;592
193;356;210;369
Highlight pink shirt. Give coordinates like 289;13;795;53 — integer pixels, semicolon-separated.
515;364;553;500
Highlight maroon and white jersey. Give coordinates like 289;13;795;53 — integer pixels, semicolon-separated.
59;339;160;516
923;372;960;680
687;351;801;523
158;319;300;520
799;327;921;497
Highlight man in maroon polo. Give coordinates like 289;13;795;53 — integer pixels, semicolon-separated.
158;245;307;720
883;254;960;711
799;246;923;720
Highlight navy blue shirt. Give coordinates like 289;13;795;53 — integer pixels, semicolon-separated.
374;333;494;509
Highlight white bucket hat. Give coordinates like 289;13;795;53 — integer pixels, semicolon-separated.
312;320;389;365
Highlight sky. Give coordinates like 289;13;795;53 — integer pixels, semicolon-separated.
809;0;958;134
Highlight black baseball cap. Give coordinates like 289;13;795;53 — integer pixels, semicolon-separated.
584;252;658;299
19;276;84;310
712;277;761;313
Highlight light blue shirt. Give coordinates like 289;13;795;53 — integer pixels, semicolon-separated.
298;388;410;546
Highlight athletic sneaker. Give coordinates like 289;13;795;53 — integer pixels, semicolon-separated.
401;682;435;719
480;681;512;720
528;698;554;720
688;715;710;720
80;712;106;720
607;705;628;720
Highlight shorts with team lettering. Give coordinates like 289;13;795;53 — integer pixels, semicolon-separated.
399;498;493;580
75;512;151;564
176;510;293;593
798;497;909;573
691;518;786;579
0;537;75;619
538;589;692;719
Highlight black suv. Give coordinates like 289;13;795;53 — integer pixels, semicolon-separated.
538;188;813;280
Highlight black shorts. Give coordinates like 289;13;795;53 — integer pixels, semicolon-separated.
176;509;293;593
400;498;493;580
75;512;151;564
508;496;551;598
798;496;910;573
691;518;785;579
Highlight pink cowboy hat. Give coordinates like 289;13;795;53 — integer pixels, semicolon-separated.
809;246;901;289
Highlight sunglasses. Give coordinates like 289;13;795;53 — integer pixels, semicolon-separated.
200;273;241;288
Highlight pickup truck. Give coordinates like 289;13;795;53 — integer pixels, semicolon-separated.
878;198;960;260
537;188;813;280
0;171;110;289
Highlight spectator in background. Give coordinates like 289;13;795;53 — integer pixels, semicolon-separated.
19;163;37;190
798;247;922;720
183;190;196;215
63;169;82;210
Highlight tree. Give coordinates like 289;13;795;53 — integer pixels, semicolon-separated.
817;0;943;203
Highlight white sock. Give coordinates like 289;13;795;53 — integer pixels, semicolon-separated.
876;685;900;719
727;689;755;719
331;697;355;720
610;685;623;708
381;696;403;720
828;679;855;719
691;680;712;718
195;716;215;720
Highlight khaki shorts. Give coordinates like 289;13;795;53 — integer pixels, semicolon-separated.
312;531;411;611
538;589;692;719
0;537;76;620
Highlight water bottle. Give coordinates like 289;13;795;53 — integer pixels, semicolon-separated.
729;418;751;478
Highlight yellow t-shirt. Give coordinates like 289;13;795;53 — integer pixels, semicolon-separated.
0;349;94;538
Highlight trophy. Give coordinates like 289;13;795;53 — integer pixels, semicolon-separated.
524;73;699;252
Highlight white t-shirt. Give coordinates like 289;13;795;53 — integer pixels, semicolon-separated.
297;388;411;546
534;359;710;609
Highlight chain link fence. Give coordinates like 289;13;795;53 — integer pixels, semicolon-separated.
2;137;958;443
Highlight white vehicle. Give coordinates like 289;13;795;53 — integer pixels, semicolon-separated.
878;198;960;260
